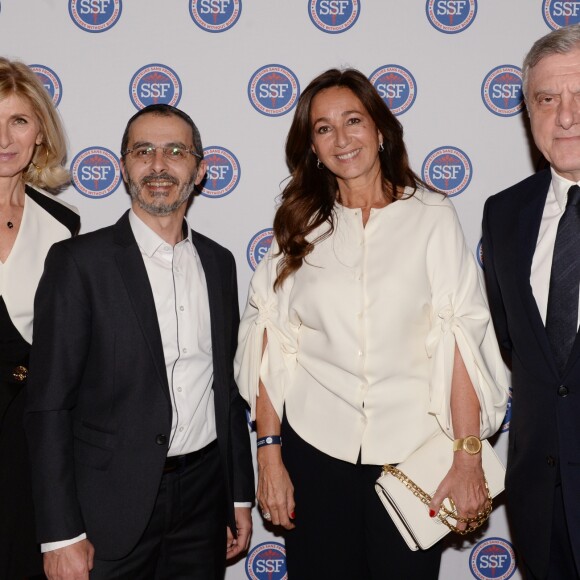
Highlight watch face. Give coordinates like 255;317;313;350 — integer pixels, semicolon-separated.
464;436;481;454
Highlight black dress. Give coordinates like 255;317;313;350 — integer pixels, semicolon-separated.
0;297;43;578
0;186;79;579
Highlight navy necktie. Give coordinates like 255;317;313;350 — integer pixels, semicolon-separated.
546;184;580;374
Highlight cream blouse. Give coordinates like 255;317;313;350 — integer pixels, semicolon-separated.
235;189;509;465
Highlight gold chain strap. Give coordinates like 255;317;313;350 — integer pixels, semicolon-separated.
381;464;493;535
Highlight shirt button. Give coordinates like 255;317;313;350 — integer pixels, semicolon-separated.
179;426;184;432
179;306;185;311
156;434;167;445
163;245;171;252
546;455;556;467
358;350;363;357
182;348;188;354
558;385;569;397
177;387;182;393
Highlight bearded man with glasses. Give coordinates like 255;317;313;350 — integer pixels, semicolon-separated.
25;104;254;579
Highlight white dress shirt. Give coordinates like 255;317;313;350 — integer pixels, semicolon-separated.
530;168;580;327
236;188;509;466
129;210;217;456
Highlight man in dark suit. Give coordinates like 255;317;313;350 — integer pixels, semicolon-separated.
25;104;254;579
483;25;580;580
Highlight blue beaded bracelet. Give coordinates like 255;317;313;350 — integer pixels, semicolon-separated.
257;435;282;448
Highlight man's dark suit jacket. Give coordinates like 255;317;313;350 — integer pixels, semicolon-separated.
24;211;254;560
483;168;580;578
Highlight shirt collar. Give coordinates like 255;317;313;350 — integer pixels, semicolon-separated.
550;168;580;212
129;209;192;258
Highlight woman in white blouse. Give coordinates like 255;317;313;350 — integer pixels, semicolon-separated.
235;68;508;579
0;58;79;578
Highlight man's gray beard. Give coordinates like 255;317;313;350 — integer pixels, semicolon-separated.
128;173;196;217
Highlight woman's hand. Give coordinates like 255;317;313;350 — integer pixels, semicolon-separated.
428;453;489;531
257;445;296;530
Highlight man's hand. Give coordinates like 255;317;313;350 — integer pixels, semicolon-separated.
226;507;252;560
44;539;95;580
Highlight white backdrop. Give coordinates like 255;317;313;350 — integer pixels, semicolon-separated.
1;1;574;578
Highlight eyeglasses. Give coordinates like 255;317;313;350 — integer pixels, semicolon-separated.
122;145;202;163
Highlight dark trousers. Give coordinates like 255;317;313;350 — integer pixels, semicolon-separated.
281;418;442;580
523;483;579;580
91;441;226;580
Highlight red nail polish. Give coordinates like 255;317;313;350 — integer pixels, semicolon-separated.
290;511;295;519
429;509;436;518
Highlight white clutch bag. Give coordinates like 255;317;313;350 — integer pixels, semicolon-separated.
375;430;505;551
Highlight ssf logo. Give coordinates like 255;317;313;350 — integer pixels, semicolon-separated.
501;387;513;433
476;239;484;270
200;146;241;198
248;65;300;117
129;64;182;110
30;65;63;107
481;66;524;117
470;537;517;580
190;0;241;32
543;0;580;30
70;147;121;199
247;229;273;271
308;0;361;34
245;542;287;580
68;0;122;33
426;0;477;34
368;65;417;116
422;146;472;197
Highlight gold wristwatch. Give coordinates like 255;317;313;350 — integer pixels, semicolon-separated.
453;435;482;455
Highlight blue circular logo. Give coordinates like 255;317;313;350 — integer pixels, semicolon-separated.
129;64;182;110
308;0;361;33
476;238;484;270
422;146;472;197
247;229;274;271
245;542;287;580
68;0;122;33
369;65;417;116
248;65;300;117
543;0;580;29
30;65;63;107
501;387;513;433
190;0;241;32
426;0;477;33
482;66;524;117
70;147;121;199
200;146;241;198
470;537;517;580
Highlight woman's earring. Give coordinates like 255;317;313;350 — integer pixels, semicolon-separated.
317;158;323;169
378;142;384;153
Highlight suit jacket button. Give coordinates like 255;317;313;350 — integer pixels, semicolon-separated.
546;455;556;467
156;434;167;445
558;385;569;397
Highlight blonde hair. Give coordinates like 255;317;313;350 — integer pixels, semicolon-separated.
0;57;69;190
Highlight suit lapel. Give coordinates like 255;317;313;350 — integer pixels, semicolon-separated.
114;212;170;400
516;171;559;375
192;233;228;415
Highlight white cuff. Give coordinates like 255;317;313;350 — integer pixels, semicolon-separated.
234;502;252;508
41;533;87;553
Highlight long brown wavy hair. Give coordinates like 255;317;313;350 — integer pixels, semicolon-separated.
273;68;424;290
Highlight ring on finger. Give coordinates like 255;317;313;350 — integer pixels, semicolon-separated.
262;511;272;521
